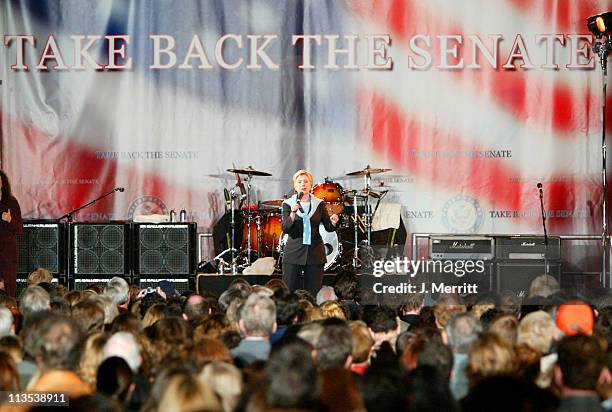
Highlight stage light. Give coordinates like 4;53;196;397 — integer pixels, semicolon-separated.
587;12;612;37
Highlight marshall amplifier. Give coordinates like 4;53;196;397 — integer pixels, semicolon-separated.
429;236;495;260
495;236;561;261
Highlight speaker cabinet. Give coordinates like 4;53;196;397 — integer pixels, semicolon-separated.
18;221;64;275
133;223;197;276
496;261;561;294
71;223;129;276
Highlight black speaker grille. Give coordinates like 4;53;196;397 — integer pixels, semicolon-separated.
18;224;61;274
73;224;126;275
138;225;192;275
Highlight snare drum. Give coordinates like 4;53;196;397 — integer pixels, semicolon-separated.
313;180;344;216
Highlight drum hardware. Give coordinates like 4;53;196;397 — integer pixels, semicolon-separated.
343;165;392;268
225;166;272;269
217;182;247;275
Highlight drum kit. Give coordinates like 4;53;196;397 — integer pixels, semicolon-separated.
215;165;391;274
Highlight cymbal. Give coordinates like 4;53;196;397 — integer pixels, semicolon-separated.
346;166;391;176
260;199;284;207
227;166;272;176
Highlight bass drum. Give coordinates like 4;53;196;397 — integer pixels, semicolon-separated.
278;225;341;270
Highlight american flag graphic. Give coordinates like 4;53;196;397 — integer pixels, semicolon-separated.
0;0;610;268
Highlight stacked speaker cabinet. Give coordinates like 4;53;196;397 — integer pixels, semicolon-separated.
427;236;495;293
70;223;129;276
495;236;562;294
133;223;197;277
18;221;64;276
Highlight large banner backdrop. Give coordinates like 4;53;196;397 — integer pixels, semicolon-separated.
1;0;611;264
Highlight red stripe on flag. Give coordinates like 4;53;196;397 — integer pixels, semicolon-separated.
3;114;198;220
363;90;601;232
347;0;596;137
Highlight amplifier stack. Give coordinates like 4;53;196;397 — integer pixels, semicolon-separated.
428;235;561;293
17;221;197;289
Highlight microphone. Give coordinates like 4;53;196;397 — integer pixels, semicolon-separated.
115;187;125;192
537;182;543;198
296;192;304;213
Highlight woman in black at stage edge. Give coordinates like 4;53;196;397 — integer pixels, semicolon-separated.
282;169;339;296
0;171;23;298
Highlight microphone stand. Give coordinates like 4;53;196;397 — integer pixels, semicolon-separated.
58;187;124;282
593;35;612;286
537;184;550;276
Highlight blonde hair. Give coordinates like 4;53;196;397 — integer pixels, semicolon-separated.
528;274;560;298
142;304;166;328
200;361;242;412
27;268;53;286
350;321;374;363
292;169;313;187
488;314;519;345
78;332;109;388
516;310;557;354
467;332;516;387
433;294;466;329
320;301;347;320
158;373;221;412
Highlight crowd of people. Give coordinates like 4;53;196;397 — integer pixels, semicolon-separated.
0;267;610;411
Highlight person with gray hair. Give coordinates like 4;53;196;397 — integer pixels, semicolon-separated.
28;314;90;397
102;332;142;373
19;285;50;320
103;277;130;308
0;306;13;336
231;293;276;365
445;312;482;400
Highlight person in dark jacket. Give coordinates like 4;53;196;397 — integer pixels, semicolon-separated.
0;171;23;298
281;169;338;296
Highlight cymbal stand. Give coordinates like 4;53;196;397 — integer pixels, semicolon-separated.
217;187;240;275
244;174;254;265
352;191;361;268
363;170;373;246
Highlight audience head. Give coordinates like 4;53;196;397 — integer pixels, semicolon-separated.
27;268;53;287
96;356;134;404
238;294;276;338
445;312;482;354
528;274;560;298
30;314;83;372
517;310;558;354
556;300;595;336
102;332;142;373
265;338;320;409
103;277;130;306
0;306;13;337
556;333;607;391
19;286;50;319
